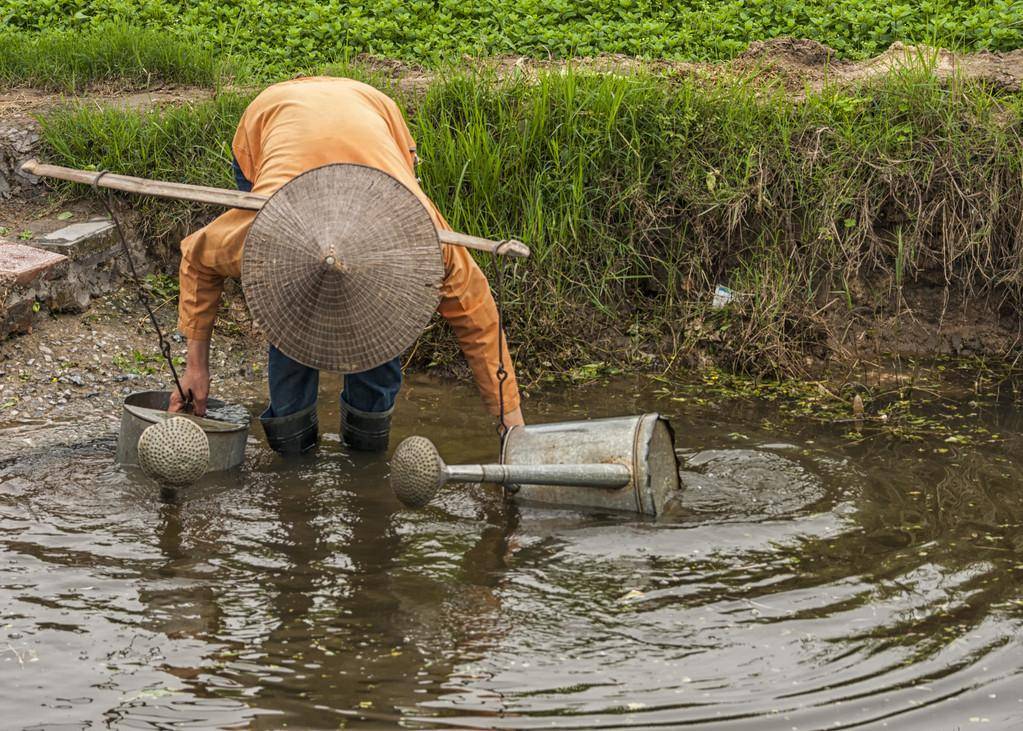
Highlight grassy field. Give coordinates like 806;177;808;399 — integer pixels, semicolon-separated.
35;62;1023;376
3;0;1022;77
0;25;223;92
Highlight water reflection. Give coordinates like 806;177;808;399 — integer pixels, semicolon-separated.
1;374;1021;728
132;451;512;728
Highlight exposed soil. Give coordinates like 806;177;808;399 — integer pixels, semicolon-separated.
357;39;1023;95
827;281;1023;365
0;84;214;121
0;287;264;462
3;39;1020;120
726;38;1023;93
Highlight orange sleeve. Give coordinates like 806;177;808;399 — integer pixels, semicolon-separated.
437;244;521;417
177;208;256;340
372;86;520;415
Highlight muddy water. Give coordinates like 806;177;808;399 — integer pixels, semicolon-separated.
1;374;1022;729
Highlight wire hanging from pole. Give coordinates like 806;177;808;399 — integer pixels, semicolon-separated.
492;241;515;444
93;172;192;411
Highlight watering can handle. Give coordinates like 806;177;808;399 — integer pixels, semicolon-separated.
19;159;530;258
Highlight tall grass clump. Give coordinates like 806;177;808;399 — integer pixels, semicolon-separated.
36;65;1023;375
417;66;1023;374
0;24;224;91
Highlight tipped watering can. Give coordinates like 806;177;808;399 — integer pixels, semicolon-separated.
391;413;680;516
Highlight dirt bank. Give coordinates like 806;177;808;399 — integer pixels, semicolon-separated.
359;38;1023;95
2;39;1022;418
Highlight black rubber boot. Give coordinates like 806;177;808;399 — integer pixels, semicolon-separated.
340;400;393;452
260;403;318;456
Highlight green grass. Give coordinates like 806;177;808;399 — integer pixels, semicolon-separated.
0;24;225;92
4;1;1022;77
38;91;248;253
36;63;1023;376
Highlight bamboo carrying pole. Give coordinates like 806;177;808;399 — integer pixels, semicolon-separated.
19;159;531;259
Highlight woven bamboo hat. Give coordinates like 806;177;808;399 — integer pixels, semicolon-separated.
241;164;444;372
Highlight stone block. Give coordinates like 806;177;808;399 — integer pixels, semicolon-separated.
0;209;150;337
32;219;117;261
0;242;68;286
0;243;69;338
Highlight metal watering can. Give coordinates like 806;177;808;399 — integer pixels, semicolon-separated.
391;414;681;516
116;391;250;483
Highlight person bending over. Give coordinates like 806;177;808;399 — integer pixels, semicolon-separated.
169;76;524;453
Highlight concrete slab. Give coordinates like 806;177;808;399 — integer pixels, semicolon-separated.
0;241;68;286
42;220;114;242
32;218;116;260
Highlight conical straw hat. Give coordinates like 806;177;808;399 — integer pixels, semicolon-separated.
241;164;444;373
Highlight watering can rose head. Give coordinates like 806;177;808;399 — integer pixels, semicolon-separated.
137;417;211;486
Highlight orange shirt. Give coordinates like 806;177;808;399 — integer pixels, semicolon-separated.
178;76;519;416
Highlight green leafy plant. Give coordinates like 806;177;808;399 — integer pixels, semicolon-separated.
112;349;163;374
143;273;180;300
2;3;1021;88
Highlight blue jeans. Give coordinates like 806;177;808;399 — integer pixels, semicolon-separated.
234;158;403;418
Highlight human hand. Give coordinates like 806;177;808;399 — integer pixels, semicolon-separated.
169;367;209;416
169;339;211;416
498;406;525;436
